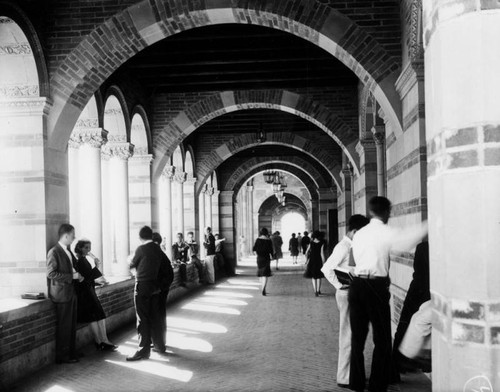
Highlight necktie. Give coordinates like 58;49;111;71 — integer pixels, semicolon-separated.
67;246;77;270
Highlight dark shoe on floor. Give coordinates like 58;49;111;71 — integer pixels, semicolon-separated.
126;351;150;361
101;342;118;351
262;289;266;296
337;384;350;389
315;292;319;297
152;346;166;353
56;357;79;364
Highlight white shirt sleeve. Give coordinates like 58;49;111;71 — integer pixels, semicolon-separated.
321;240;350;289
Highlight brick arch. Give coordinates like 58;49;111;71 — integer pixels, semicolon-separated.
152;90;360;181
224;159;327;203
47;0;403;152
196;135;342;194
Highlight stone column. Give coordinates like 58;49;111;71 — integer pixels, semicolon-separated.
159;166;174;253
424;2;500;390
246;184;254;252
355;138;378;214
211;190;220;233
102;142;133;277
338;162;353;237
206;186;214;229
318;188;335;233
183;176;196;235
311;198;319;230
199;185;206;259
70;128;107;262
68;140;80;232
219;191;236;270
128;153;153;252
172;171;186;238
372;125;386;197
101;150;112;276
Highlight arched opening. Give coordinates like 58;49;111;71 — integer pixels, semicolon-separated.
279;212;307;255
183;149;196;235
171;146;184;242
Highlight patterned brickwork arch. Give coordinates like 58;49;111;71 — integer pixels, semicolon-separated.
152;90;359;181
47;0;403;152
224;159;327;203
196;135;342;195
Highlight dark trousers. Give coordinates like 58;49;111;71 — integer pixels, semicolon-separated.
134;281;161;354
179;263;187;283
191;257;205;282
349;277;392;392
151;289;169;351
54;295;78;361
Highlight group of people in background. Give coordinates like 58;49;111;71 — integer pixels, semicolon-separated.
253;196;430;392
46;223;228;364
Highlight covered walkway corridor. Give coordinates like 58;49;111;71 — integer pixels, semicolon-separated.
11;260;431;392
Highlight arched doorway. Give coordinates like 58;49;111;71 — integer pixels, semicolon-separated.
279;212;306;254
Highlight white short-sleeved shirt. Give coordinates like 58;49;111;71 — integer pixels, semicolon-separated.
321;236;352;290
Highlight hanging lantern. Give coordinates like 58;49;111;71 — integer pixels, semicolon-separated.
281;196;286;206
280;174;287;189
272;172;281;193
263;170;275;184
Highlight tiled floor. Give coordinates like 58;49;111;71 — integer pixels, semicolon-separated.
12;256;431;392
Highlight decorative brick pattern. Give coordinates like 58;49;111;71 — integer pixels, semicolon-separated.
387;146;426;181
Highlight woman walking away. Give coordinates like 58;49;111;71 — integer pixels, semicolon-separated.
74;239;117;351
253;228;274;296
289;233;299;264
270;231;283;270
303;230;326;296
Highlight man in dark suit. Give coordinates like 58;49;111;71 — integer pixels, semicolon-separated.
127;226;172;360
47;223;82;364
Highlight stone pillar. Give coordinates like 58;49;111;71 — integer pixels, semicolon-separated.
172;171;186;238
318;188;335;233
102;142;133;277
206;186;214;229
338;162;353;237
219;191;236;269
355;138;378;214
159;166;174;253
424;2;500;390
101;150;112;276
128;153;153;252
199;185;206;259
68;142;80;232
246;184;254;251
311;198;319;230
211;190;220;233
70;128;107;262
372;125;386;197
183;176;197;235
0;97;56;298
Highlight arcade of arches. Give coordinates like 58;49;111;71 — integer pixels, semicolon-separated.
0;1;499;390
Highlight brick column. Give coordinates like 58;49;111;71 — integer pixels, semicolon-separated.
219;191;236;269
102;142;133;277
355;138;378;214
318;188;335;233
211;189;220;234
172;171;186;238
69;128;107;262
128;153;153;252
159;165;174;255
183;176;197;235
372;125;386;197
311;198;319;230
0;97;55;298
424;2;500;390
338;163;353;238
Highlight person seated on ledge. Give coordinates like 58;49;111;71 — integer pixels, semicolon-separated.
74;239;117;352
172;232;190;287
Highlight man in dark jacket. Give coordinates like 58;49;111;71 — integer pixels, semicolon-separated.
127;226;172;360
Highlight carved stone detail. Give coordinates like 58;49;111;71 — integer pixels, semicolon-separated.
130;153;153;165
0;85;39;98
161;165;175;180
107;134;127;143
173;171;187;184
75;118;99;129
371;126;386;146
0;43;32;55
69;128;108;149
102;142;134;160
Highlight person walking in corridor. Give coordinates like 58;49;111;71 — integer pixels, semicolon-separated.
74;239;117;352
204;227;216;284
321;215;369;388
303;230;326;296
270;231;283;270
47;224;81;364
127;226;171;360
289;233;299;264
349;197;427;392
301;231;311;255
253;228;274;296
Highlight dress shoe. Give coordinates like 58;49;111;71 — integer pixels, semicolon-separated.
56;357;79;364
337;383;350;389
152;347;166;354
262;289;266;296
126;351;150;361
101;342;118;351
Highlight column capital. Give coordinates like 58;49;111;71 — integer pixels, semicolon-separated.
341;163;352;178
185;175;197;185
356;138;377;156
161;165;175;180
69;128;108;149
130;153;154;165
173;171;187;184
246;185;254;192
206;186;215;196
371;125;385;146
212;189;220;197
102;142;134;160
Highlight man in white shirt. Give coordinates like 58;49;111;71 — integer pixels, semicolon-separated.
349;197;427;392
322;215;369;389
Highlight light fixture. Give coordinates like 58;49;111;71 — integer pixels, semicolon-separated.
281;196;286;206
256;122;266;143
272;173;281;193
276;189;284;200
280;174;287;189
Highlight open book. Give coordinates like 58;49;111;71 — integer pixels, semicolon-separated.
334;267;354;285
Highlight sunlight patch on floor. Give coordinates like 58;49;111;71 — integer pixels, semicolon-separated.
167;316;228;334
203;291;253;299
106;360;193;382
182;302;241;315
166;331;213;352
215;284;259;290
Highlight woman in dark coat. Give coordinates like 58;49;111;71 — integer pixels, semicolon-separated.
74;239;117;351
270;231;283;271
253;228;274;296
303;230;326;296
289;233;299;264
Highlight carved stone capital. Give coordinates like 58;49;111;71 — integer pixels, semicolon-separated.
205;186;215;196
130;153;154;165
173;171;187;184
161;165;175;180
356;138;376;156
69;128;108;149
185;175;197;185
371;126;386;146
103;142;134;161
